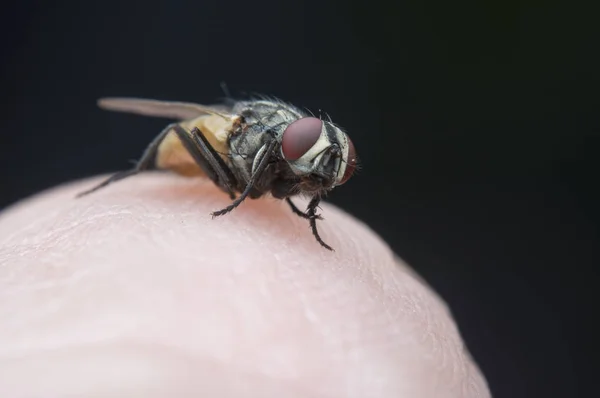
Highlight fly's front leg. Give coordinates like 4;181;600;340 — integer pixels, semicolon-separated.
286;198;323;220
306;196;333;251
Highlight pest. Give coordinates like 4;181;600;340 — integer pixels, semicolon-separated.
77;96;358;250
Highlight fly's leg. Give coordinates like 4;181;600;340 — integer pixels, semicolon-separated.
288;196;332;250
183;126;237;200
76;123;178;197
306;196;333;251
77;124;239;199
211;139;278;217
286;198;323;220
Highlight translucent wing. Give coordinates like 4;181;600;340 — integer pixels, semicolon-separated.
97;97;235;179
97;97;232;121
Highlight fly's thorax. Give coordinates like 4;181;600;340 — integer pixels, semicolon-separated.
226;100;305;188
233;99;305;125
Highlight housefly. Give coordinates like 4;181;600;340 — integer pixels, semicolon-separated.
77;96;358;250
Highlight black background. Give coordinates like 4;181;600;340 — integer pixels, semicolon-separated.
1;1;598;396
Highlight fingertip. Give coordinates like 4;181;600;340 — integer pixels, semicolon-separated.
0;174;490;397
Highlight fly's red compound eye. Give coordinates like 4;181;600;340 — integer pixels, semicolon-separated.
282;117;323;161
339;136;357;185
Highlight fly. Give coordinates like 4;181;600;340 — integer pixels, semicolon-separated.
77;95;358;250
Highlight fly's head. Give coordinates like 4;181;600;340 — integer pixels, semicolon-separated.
280;117;357;195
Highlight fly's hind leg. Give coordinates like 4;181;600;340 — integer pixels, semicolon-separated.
76;123;178;197
75;169;141;197
78;123;240;200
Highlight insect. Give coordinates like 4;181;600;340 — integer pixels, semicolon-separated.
77;95;358;250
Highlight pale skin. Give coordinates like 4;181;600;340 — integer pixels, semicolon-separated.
0;174;490;397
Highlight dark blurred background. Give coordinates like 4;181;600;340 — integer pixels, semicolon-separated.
1;1;598;396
